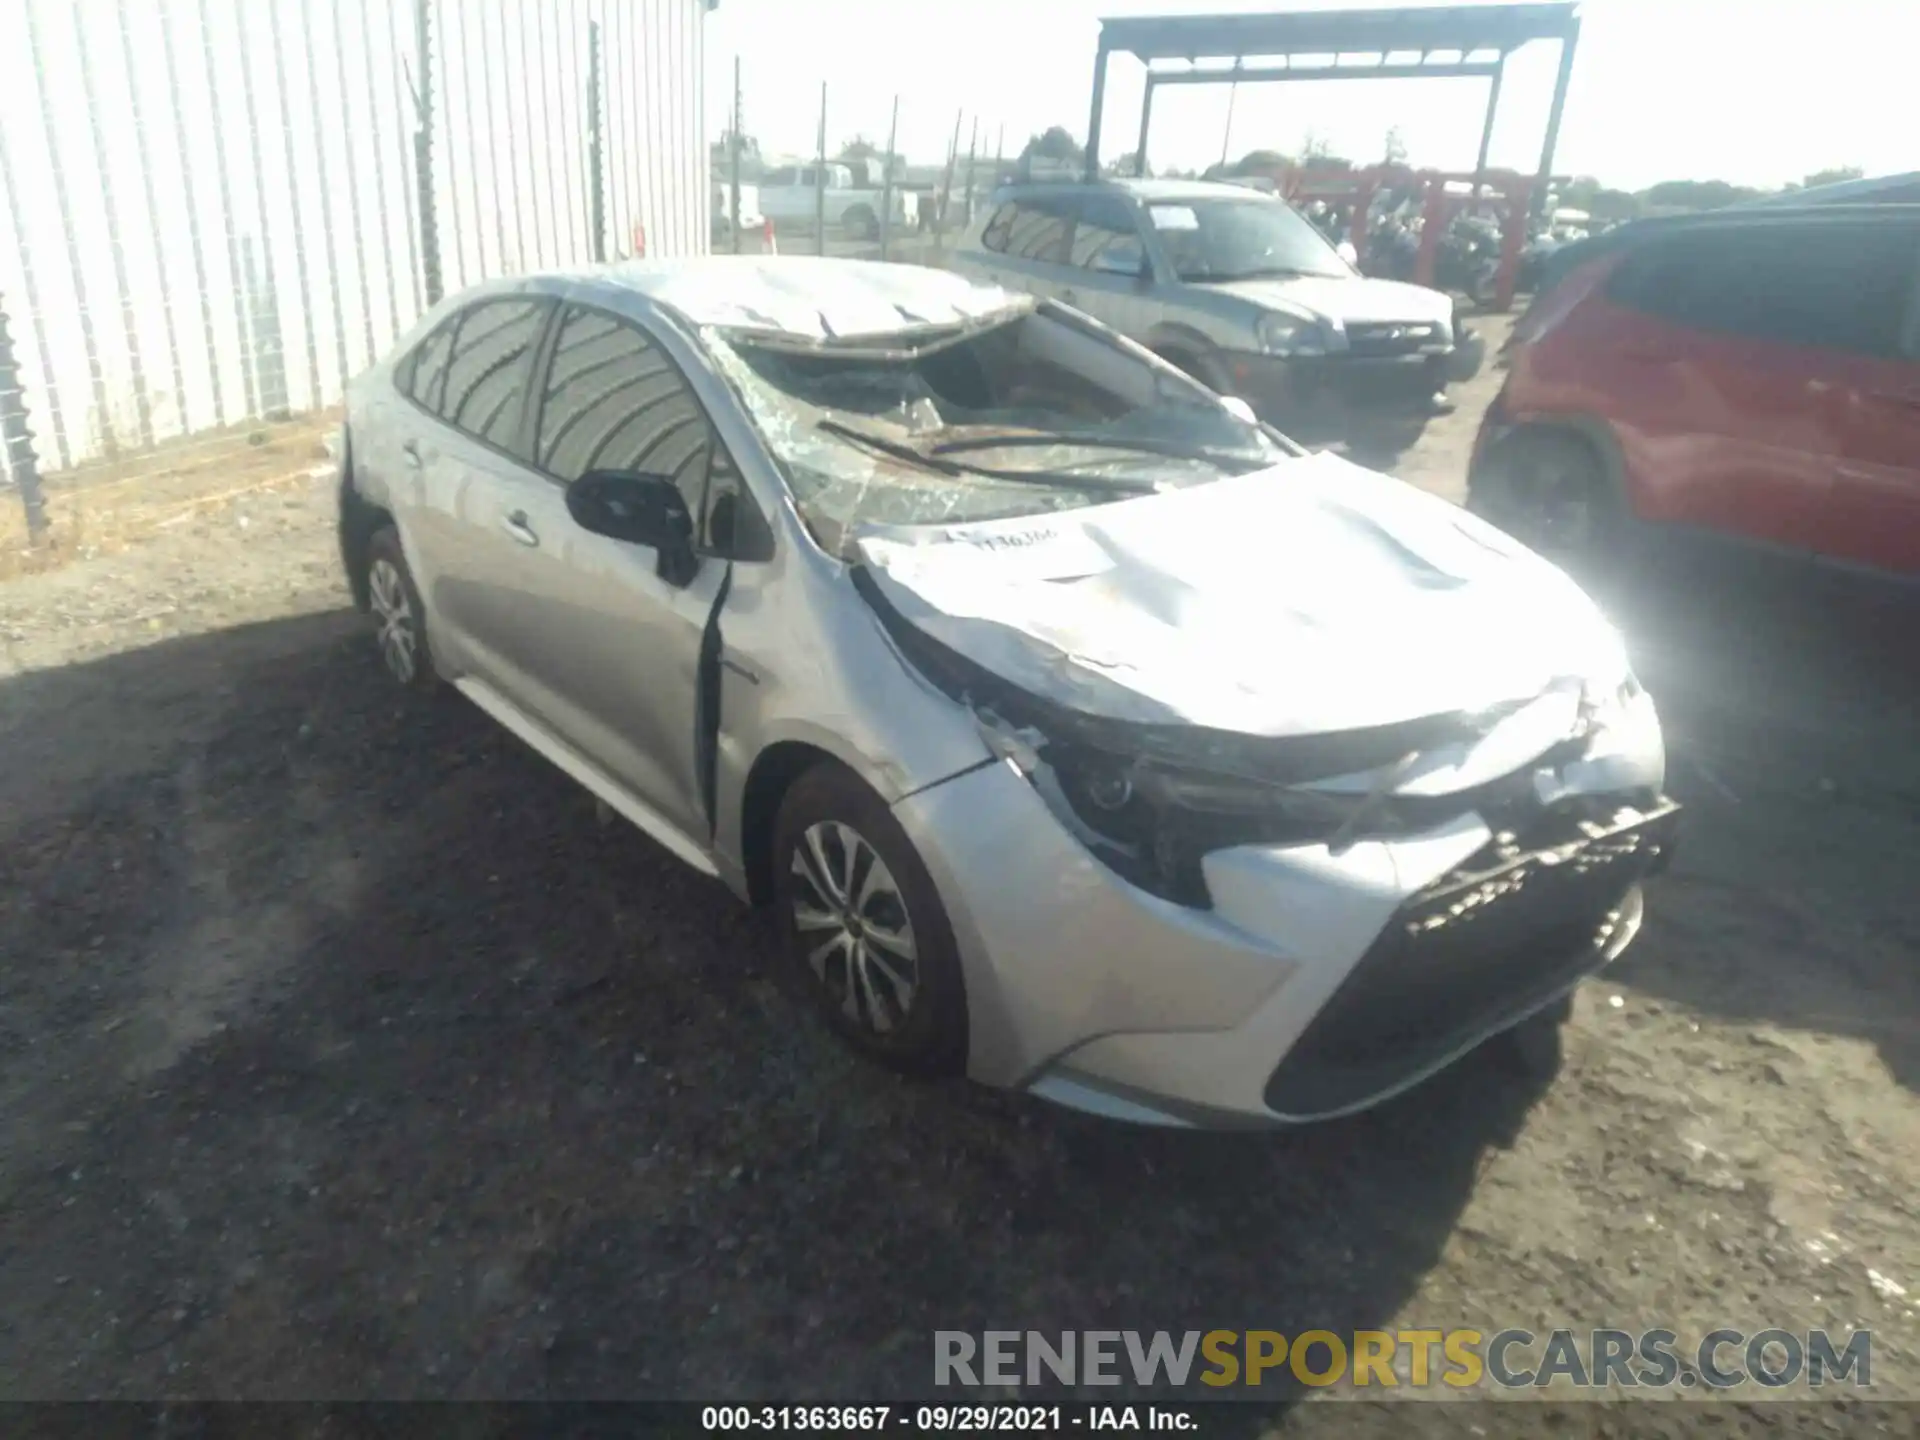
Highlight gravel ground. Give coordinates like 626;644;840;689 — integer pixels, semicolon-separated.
2;331;1918;1427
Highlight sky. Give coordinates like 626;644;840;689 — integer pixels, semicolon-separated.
702;0;1915;191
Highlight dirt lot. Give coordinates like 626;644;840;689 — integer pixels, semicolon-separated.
2;321;1918;1427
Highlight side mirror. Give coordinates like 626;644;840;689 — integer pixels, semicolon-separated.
567;470;698;585
1219;396;1259;426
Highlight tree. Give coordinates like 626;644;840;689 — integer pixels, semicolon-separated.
1801;165;1865;191
1103;152;1150;178
1639;178;1765;211
1228;148;1291;177
1016;126;1084;179
1297;129;1351;171
1021;126;1083;163
1383;126;1407;166
839;136;881;163
1558;176;1639;222
712;127;761;178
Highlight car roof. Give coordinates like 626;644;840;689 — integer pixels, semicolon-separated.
1537;203;1920;292
1741;172;1920;207
996;177;1277;205
461;256;1029;343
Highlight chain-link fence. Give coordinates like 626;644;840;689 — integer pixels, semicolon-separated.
0;0;709;551
0;2;1034;560
712;63;1016;269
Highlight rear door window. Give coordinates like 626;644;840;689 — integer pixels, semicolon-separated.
984;199;1072;265
1065;193;1147;273
1607;223;1920;356
439;298;551;453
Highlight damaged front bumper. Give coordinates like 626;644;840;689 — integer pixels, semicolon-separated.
890;689;1677;1128
1217;349;1453;431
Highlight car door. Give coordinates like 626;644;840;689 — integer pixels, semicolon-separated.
1580;225;1849;552
1057;191;1156;338
391;294;556;683
497;301;737;842
1820;220;1920;574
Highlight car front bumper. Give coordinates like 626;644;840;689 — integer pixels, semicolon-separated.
891;691;1674;1128
1218;349;1452;427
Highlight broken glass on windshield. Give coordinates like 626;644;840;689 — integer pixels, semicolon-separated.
704;307;1291;555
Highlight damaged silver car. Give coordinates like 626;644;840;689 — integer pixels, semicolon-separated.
337;256;1677;1128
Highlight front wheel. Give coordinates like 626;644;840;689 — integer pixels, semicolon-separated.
772;762;968;1075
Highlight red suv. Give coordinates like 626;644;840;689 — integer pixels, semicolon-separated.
1467;206;1920;579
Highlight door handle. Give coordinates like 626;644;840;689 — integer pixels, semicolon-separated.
401;439;423;468
501;510;540;547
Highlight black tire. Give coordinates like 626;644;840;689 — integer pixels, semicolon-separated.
843;205;879;243
772;761;968;1075
1467;427;1625;568
364;527;439;694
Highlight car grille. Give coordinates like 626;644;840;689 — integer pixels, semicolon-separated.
1344;320;1442;357
1262;798;1679;1119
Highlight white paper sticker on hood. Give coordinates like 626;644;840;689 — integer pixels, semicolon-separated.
855;452;1617;739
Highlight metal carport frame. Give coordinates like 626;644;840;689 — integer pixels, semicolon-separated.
1087;3;1582;211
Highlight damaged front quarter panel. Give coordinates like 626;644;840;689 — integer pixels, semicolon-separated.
848;561;1546;906
850;537;1674;914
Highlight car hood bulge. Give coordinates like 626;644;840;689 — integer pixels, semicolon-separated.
854;451;1627;740
1208;274;1454;330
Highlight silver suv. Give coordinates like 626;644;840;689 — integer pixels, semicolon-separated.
337;256;1674;1128
951;179;1465;432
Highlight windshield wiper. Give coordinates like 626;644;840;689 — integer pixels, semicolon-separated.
814;418;1156;493
929;431;1270;470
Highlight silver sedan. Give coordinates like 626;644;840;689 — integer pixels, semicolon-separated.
336;256;1676;1128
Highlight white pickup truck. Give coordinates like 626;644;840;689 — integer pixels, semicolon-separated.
756;161;919;241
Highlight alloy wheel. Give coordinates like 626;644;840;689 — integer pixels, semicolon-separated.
789;820;920;1035
367;557;419;685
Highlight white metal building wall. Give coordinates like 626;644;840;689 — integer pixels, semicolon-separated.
0;0;711;480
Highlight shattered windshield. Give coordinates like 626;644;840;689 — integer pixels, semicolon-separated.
705;308;1291;556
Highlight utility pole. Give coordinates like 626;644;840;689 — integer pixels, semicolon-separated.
962;116;979;226
729;56;743;254
879;94;899;261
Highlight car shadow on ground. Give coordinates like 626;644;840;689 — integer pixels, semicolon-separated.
0;612;1555;1405
1304;412;1437;472
1597;560;1920;1092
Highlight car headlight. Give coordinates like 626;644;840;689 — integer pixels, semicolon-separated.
996;723;1370;906
1257;311;1324;357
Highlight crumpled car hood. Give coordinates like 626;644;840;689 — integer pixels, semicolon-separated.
854;451;1629;741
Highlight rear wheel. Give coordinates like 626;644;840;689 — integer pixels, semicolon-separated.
1468;428;1625;566
364;527;438;694
771;762;967;1075
843;204;879;243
